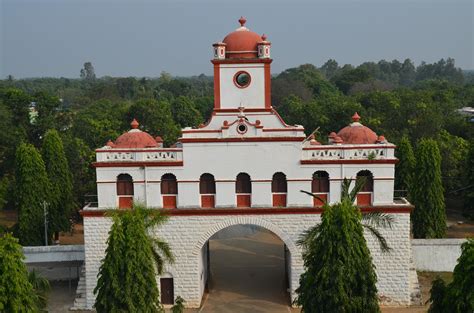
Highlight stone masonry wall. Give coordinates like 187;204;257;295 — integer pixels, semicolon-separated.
83;212;413;309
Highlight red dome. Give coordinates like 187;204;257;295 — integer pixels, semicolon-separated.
222;17;262;59
113;119;158;148
336;113;378;144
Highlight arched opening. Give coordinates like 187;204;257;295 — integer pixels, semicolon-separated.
272;172;287;207
161;173;178;209
236;172;252;207
198;224;292;311
200;173;216;208
116;174;133;209
356;170;374;206
312;171;330;206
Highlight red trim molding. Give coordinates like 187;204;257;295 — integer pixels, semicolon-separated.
211;58;273;65
93;161;184;168
213;108;273;113
96;148;182;153
213;64;220;109
262;128;304;132
180;137;305;143
81;205;413;217
301;159;398;165
264;63;271;109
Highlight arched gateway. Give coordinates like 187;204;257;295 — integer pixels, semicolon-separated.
81;17;418;310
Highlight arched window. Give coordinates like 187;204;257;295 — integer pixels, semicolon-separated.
200;174;216;194
236;173;251;194
357;170;374;192
116;174;133;209
236;173;251;207
161;174;177;209
200;173;215;208
312;171;329;206
312;171;329;193
272;172;287;193
161;174;178;195
356;170;374;206
272;172;287;207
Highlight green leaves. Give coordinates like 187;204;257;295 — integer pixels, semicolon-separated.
296;186;382;312
0;233;42;312
94;204;174;313
15;143;51;246
411;139;446;238
428;239;474;312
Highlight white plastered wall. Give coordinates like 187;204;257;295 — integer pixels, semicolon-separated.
219;64;265;109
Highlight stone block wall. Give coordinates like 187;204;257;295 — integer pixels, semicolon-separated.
83;212;414;309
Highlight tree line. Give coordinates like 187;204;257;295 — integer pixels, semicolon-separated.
0;58;473;243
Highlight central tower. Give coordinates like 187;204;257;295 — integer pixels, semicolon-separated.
212;17;272;110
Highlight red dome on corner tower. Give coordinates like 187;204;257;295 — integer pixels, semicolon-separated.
336;112;379;144
222;17;263;59
113;119;159;149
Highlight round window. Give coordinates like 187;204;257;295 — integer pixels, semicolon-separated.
234;71;251;88
237;123;247;134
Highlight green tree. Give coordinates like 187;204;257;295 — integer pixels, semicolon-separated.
94;204;174;312
411;139;446;238
42;129;75;239
0;233;41;312
15;143;51;246
428;239;474;313
296;179;393;312
171;96;203;128
395;135;416;192
127;99;181;146
464;140;474;219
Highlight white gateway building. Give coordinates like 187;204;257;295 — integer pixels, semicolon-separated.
81;17;418;309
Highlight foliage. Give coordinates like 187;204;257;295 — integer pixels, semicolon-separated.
126;99;181;146
28;270;50;310
0;233;41;312
15;143;51;246
94;204;174;313
465;140;474;219
42;129;75;235
436;130;469;193
411;139;446;238
428;239;474;312
171;296;186;313
295;179;392;312
395;135;416;192
171;96;203;128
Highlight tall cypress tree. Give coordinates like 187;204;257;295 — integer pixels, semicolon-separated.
15;143;50;246
411;139;446;238
464;140;474;219
42;129;75;239
296;179;384;313
395;135;416;193
0;233;40;312
94;204;174;312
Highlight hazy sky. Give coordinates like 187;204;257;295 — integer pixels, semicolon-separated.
1;0;473;78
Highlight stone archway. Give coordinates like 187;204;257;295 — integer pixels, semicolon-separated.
192;216;299;309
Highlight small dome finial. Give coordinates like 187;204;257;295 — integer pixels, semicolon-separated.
239;16;247;27
352;112;361;123
131;118;139;129
261;33;267;41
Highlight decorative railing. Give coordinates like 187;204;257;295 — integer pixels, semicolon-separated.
96;149;183;162
302;145;395;161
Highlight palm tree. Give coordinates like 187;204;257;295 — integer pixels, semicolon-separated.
28;270;50;311
300;177;394;251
